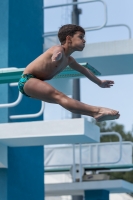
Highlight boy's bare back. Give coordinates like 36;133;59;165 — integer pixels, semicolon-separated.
24;45;70;80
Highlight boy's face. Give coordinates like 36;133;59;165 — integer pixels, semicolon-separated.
68;31;86;51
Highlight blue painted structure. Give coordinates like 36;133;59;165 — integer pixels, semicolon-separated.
8;147;44;200
0;169;7;200
0;0;44;199
85;190;109;200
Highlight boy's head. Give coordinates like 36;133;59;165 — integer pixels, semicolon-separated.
58;24;85;45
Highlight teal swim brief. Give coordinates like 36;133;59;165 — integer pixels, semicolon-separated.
18;74;36;97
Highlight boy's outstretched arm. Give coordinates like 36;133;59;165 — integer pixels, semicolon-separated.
69;56;114;88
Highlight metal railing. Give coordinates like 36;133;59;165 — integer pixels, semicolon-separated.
0;68;23;108
45;139;133;182
45;131;124;182
73;131;122;182
103;24;131;39
9;100;45;119
0;88;22;108
43;0;107;37
0;81;45;119
43;1;132;39
96;141;133;174
43;24;131;39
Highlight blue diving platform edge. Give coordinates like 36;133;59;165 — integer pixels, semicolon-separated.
0;63;101;84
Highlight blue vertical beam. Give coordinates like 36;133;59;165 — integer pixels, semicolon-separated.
85;190;109;200
0;169;7;200
8;0;44;122
0;1;9;123
0;0;44;199
8;147;44;200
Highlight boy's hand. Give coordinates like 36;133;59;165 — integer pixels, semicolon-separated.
99;80;114;88
52;52;62;61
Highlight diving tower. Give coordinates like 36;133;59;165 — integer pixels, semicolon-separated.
73;39;133;76
1;0;133;199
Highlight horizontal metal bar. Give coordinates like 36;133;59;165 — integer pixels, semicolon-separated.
78;131;122;166
45;141;133;173
43;0;107;37
45;132;123;171
104;24;132;39
0;81;23;108
0;67;17;71
43;0;104;9
10;101;45;119
0;92;22;108
43;24;132;38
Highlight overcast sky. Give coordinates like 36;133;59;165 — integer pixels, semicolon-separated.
43;0;133;133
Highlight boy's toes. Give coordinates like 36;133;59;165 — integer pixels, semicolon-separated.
96;113;120;122
116;114;120;119
112;110;119;115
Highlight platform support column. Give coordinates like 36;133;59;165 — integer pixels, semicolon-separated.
85;190;109;200
0;0;44;199
7;146;44;200
0;169;7;200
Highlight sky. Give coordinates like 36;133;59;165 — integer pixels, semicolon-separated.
43;0;133;133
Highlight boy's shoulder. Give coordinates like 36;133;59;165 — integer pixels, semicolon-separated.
49;45;64;51
44;45;64;55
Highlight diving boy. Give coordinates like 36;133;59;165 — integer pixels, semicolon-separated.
18;24;120;122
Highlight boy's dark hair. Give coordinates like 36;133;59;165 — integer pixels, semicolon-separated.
58;24;85;44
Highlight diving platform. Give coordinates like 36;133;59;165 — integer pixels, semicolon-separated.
45;180;133;196
73;39;133;76
0;118;100;147
0;63;101;84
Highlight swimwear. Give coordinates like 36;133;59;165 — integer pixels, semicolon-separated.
18;74;36;97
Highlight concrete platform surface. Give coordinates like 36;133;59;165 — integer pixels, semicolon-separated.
0;118;100;147
45;180;133;196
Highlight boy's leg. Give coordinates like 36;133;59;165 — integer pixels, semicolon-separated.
24;78;120;122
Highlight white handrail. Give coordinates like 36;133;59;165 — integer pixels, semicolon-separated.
82;131;122;166
0;82;23;108
45;141;133;182
43;0;105;9
76;132;122;182
101;24;131;38
0;80;45;119
43;23;132;39
96;141;133;173
72;144;76;182
0;92;23;108
100;132;122;164
0;67;17;72
45;132;123;169
42;0;107;37
79;143;82;182
9;101;45;119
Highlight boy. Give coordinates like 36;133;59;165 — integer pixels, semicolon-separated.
18;24;120;122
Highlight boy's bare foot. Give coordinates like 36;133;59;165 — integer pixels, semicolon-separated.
94;107;120;122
